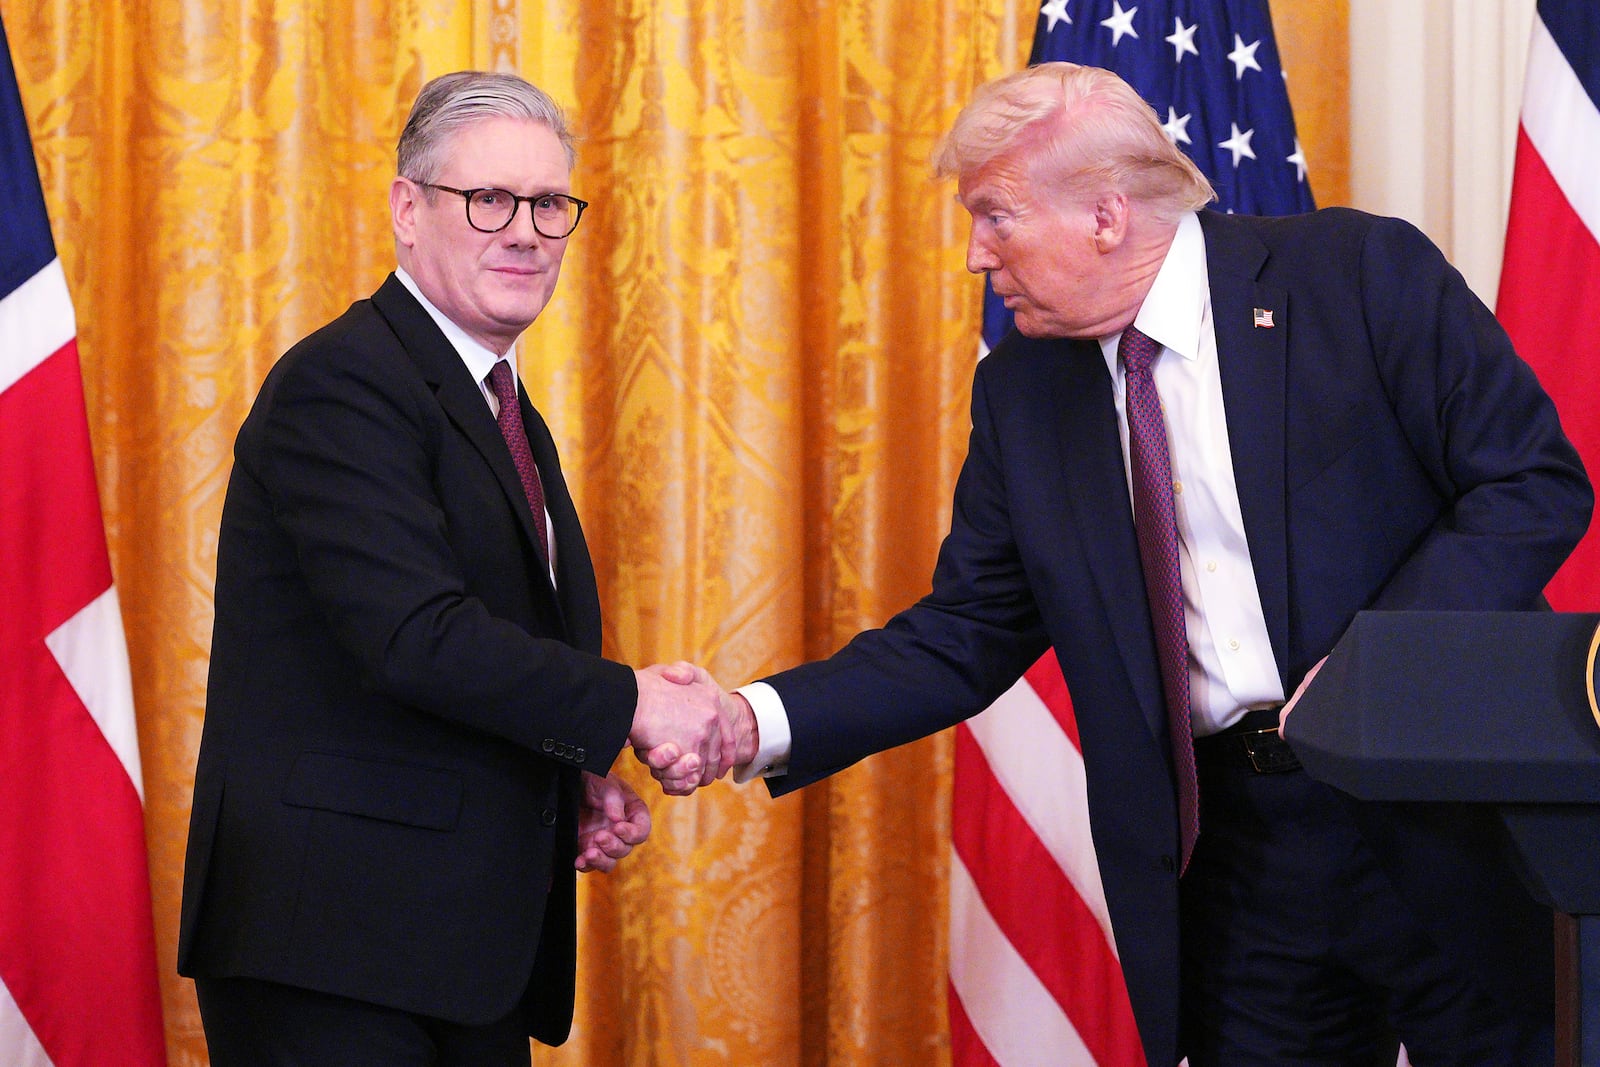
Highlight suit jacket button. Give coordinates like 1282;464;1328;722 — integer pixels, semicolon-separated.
541;808;558;827
575;747;585;762
1160;855;1176;872
542;739;556;753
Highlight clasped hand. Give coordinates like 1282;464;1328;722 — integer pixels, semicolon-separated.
628;662;756;796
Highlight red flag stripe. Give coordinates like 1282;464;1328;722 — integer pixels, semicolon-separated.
1022;652;1080;749
949;850;1098;1065
953;723;1145;1066
947;985;1002;1067
0;342;114;639
1518;14;1600;242
963;668;1112;942
0;258;75;397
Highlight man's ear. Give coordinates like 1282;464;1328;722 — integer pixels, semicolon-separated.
391;177;419;248
1092;192;1129;253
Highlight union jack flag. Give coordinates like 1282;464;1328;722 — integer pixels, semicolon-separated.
0;11;167;1065
1497;0;1600;613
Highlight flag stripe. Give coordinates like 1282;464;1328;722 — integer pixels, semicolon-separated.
45;586;144;799
947;985;1002;1067
1497;131;1600;430
0;258;75;398
1539;0;1600;115
0;341;115;634
1520;13;1600;243
0;984;51;1067
953;725;1144;1066
948;853;1098;1067
962;676;1111;944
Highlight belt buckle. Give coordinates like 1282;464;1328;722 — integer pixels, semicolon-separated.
1240;726;1301;774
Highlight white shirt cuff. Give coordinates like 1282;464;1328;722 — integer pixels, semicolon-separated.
731;681;792;783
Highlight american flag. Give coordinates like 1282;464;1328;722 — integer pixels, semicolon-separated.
951;3;1313;1064
0;12;167;1066
1496;0;1599;613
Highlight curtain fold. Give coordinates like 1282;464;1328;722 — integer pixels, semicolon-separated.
5;1;1342;1062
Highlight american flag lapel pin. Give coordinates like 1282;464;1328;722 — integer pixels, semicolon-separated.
1253;307;1275;329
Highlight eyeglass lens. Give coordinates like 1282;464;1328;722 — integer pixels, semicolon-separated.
467;190;579;236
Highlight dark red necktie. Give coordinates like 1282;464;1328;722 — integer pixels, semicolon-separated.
486;360;550;562
1120;325;1200;873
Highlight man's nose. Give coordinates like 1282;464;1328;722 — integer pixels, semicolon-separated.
502;201;544;244
966;232;998;274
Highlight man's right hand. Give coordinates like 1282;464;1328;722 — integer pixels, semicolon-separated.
629;662;724;795
630;663;759;795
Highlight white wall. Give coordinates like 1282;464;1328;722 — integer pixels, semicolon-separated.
1349;0;1537;306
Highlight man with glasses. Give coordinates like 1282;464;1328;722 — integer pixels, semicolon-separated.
179;71;725;1065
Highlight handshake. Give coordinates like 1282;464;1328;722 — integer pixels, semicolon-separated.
627;662;759;796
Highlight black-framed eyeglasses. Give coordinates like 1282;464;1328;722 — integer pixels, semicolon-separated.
420;183;589;239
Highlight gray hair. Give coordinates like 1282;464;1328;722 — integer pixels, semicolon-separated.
934;62;1214;221
397;71;576;184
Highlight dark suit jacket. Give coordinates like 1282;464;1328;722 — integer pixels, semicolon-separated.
177;275;636;1043
761;208;1593;1064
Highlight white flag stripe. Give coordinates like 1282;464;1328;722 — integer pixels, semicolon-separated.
0;258;75;396
0;979;53;1067
949;853;1097;1067
44;586;144;800
967;677;1116;951
1522;14;1600;243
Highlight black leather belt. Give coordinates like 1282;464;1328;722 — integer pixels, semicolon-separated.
1193;705;1301;773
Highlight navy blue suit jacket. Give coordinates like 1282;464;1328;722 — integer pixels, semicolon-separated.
763;208;1593;1064
178;276;636;1043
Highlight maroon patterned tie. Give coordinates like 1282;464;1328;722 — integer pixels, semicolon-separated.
1119;325;1200;873
486;360;550;562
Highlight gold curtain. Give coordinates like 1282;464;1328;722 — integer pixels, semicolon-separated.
5;1;1344;1063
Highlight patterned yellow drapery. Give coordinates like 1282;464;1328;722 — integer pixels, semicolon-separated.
5;1;1345;1063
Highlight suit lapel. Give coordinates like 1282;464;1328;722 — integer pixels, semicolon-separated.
370;276;570;634
1043;338;1170;744
1199;212;1290;682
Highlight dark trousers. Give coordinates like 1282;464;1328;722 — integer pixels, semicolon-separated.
195;975;532;1067
1178;721;1554;1066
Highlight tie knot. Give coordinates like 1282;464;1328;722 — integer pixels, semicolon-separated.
1118;325;1160;375
486;359;517;405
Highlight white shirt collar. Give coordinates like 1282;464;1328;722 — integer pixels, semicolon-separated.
1100;211;1209;365
394;267;517;391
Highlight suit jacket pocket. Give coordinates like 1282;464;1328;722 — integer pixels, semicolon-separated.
283;751;463;831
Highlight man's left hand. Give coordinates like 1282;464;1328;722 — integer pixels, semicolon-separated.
576;770;651;873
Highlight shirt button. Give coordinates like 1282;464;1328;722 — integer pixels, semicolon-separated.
1206;560;1217;572
1173;480;1183;494
1228;638;1241;651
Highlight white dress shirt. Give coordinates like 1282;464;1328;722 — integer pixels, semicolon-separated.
734;211;1285;781
395;267;557;584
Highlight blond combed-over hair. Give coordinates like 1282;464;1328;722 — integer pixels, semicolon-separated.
934;62;1215;221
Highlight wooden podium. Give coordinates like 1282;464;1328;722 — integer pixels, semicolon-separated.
1284;611;1600;1066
